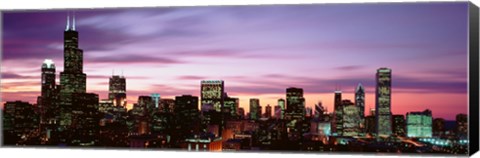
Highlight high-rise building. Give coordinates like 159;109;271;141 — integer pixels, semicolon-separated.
58;15;87;131
249;98;260;120
265;104;272;118
375;68;392;136
224;96;239;118
175;95;200;139
406;109;432;138
38;59;57;123
342;100;361;136
285;87;305;142
108;75;126;107
392;115;406;136
278;99;286;119
332;90;343;136
455;114;468;139
355;83;365;132
200;80;225;112
286;87;305;121
60;15;86;94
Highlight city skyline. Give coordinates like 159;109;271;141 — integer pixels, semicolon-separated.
2;3;469;120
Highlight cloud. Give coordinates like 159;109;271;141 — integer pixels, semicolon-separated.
176;75;205;80
1;72;37;79
335;65;365;71
86;55;183;65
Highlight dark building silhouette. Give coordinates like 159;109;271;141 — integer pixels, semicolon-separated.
375;68;392;136
265;104;272;118
174;95;201;140
332;90;342;136
355;83;365;132
69;93;100;146
433;118;445;137
108;75;126;107
238;107;245;119
392;115;406;136
455;114;468;139
285;87;305;142
2;101;40;145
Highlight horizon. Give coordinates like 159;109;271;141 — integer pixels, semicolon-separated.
1;2;469;120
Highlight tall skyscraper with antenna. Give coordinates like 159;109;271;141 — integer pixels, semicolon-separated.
60;13;86;94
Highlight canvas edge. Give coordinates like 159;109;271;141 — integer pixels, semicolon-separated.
468;1;479;156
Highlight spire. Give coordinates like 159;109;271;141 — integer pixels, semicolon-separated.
72;12;76;31
66;13;70;31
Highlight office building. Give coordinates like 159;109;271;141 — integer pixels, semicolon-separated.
249;98;261;120
406;109;432;138
108;75;126;107
375;68;392;136
200;80;225;112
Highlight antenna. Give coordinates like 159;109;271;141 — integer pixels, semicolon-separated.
66;13;70;31
72;11;76;31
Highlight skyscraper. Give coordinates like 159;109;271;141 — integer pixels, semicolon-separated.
38;59;57;121
249;98;260;120
285;87;305;142
342;100;361;136
58;15;88;131
278;99;285;119
375;68;392;136
108;75;126;107
355;83;365;132
200;80;225;112
286;87;305;121
60;15;86;94
332;90;342;136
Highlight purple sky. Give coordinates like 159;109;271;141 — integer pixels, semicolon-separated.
1;2;469;120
